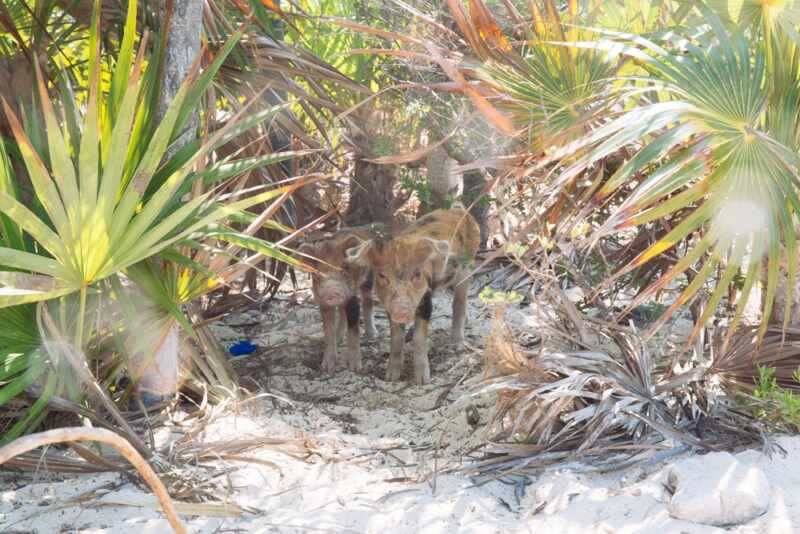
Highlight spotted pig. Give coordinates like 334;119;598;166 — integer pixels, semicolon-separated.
298;224;383;373
345;208;480;384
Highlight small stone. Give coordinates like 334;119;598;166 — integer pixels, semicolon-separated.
666;452;770;526
465;405;480;427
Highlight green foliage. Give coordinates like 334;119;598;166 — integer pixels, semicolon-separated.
479;286;525;307
0;0;301;307
399;169;461;211
749;365;800;430
285;0;379;86
753;366;780;401
400;172;432;208
558;3;800;343
505;242;529;258
0;304;43;442
0;0;310;440
414;0;800;346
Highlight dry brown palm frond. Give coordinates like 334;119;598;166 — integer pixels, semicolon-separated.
469;302;776;476
710;325;800;394
1;450;126;473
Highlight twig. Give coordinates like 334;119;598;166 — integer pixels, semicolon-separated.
427;359;479;411
0;427;187;534
431;431;445;496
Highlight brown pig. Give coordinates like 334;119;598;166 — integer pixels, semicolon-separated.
345;208;480;385
298;225;382;373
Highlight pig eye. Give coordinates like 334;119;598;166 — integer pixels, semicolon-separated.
413;268;422;280
377;272;388;281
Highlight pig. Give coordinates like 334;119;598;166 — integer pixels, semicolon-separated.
298;224;383;373
345;208;480;385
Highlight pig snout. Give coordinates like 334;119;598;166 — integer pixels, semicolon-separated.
389;297;415;324
318;278;349;307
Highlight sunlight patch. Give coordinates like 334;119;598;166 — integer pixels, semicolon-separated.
710;198;769;259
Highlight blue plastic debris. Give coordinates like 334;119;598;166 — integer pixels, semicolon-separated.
139;392;172;408
229;340;257;357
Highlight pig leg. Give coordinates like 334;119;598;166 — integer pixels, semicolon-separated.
344;296;362;371
361;288;376;338
245;264;258;294
451;277;468;347
387;320;406;382
361;272;377;338
320;305;338;373
412;291;433;385
337;307;347;345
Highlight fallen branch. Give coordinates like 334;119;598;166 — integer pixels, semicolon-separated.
0;427;187;534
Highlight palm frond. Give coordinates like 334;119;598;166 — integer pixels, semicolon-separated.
543;8;800;341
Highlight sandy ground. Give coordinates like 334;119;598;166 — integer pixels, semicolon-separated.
2;281;800;533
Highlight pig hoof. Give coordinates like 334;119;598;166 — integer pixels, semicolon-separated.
386;366;403;382
413;372;430;386
321;354;337;373
347;354;363;373
450;334;464;348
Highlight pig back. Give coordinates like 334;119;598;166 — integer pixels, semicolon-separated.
401;209;479;289
302;223;388;289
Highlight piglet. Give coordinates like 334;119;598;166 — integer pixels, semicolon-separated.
298;224;383;373
345;208;480;385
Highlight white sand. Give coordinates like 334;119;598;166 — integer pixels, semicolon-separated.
2;288;799;533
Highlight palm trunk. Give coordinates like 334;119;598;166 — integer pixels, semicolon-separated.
422;146;458;214
135;0;204;402
462;169;489;249
767;254;800;326
158;0;203;156
345;158;399;227
427;120;491;248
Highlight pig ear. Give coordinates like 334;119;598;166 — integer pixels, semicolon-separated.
345;239;373;265
340;234;364;252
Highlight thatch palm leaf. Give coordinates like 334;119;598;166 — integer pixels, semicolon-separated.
554;8;800;342
0;0;316;440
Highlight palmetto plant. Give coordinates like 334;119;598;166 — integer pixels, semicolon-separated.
0;0;311;441
0;10;306;306
402;1;800;346
474;306;781;476
448;0;620;152
565;2;800;344
360;1;800;466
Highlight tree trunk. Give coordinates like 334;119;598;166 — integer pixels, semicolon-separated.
428;119;492;249
345;159;398;227
135;0;203;402
134;321;181;402
463;169;489;248
767;252;800;326
420;146;459;215
157;0;203;157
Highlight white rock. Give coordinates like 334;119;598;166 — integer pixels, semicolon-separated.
666;451;771;526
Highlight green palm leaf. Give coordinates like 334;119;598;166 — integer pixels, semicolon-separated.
564;5;800;341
